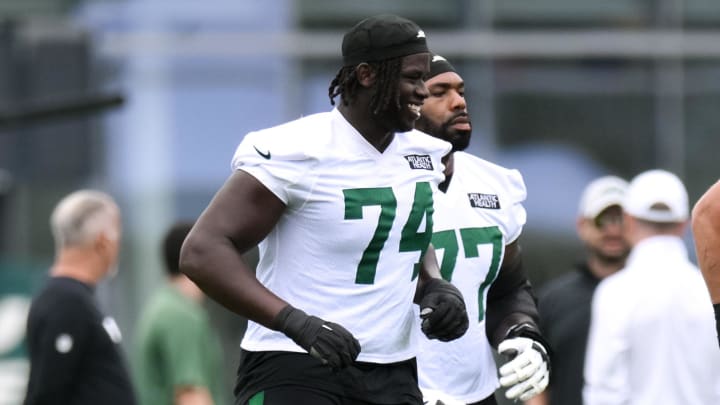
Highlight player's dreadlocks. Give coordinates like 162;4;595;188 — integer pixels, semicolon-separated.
328;57;403;115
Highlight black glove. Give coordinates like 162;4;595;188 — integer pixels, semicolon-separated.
273;305;361;370
417;278;469;341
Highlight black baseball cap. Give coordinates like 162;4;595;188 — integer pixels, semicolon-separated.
427;53;457;80
342;14;429;66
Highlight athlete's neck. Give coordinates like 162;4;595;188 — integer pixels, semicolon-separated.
439;153;455;192
51;247;106;285
338;102;393;152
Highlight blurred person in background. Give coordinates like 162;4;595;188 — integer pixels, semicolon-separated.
691;179;720;348
180;14;469;405
526;175;630;405
583;169;720;405
23;190;136;405
133;222;226;405
413;54;550;405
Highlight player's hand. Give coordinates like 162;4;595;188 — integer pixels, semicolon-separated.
498;336;550;401
417;278;469;341
273;305;360;370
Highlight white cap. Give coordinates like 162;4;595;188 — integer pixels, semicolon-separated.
624;169;688;223
578;176;629;219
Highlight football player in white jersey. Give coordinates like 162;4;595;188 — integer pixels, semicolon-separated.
413;54;551;405
180;16;469;405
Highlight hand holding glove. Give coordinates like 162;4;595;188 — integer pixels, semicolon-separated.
498;336;550;401
417;278;469;342
273;305;361;370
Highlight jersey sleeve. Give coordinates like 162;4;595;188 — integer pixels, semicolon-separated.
230;129;316;204
24;294;93;402
459;153;528;244
502;168;527;243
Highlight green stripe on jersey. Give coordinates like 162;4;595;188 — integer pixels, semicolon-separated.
249;391;265;405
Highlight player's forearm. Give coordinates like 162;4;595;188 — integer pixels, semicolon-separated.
415;243;443;303
485;242;542;347
524;389;549;405
692;180;720;304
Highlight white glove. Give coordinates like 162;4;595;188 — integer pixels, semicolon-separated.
421;388;466;405
498;336;550;401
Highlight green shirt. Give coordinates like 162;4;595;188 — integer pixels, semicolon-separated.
133;285;226;405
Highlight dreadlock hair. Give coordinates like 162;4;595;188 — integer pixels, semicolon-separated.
328;57;403;115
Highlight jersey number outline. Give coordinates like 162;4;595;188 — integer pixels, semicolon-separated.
431;226;502;321
343;182;433;284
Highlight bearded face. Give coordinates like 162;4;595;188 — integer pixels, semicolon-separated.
414;72;472;152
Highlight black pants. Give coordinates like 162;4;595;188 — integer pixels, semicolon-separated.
246;385;390;405
235;350;423;405
469;394;498;405
247;387;498;405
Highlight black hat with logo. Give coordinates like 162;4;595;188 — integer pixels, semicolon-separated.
427;53;457;80
342;14;429;66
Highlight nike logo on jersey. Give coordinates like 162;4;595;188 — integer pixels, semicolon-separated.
253;145;271;160
468;193;501;209
404;154;434;170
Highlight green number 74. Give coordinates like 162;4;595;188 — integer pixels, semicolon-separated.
343;182;433;284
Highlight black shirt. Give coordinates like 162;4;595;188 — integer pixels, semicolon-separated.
536;263;599;405
24;277;137;405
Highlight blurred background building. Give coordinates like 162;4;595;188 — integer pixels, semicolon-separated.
1;0;720;403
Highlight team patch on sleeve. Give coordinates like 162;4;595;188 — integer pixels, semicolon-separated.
55;333;73;353
404;154;434;170
467;193;501;209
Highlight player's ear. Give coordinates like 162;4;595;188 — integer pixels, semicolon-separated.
355;63;376;87
93;231;110;255
576;217;586;235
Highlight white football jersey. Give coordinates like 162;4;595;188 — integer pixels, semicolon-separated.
416;151;527;403
232;108;451;363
